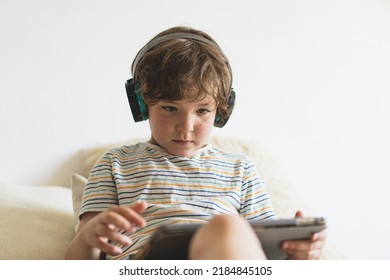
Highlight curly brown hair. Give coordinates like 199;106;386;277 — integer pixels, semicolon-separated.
132;26;234;126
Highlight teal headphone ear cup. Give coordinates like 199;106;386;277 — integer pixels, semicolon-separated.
213;89;236;128
125;79;148;122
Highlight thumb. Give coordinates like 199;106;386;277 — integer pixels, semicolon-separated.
295;210;304;218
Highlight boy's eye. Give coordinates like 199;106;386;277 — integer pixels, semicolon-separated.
197;109;211;115
162;106;177;112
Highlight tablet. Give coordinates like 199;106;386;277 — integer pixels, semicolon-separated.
133;217;326;260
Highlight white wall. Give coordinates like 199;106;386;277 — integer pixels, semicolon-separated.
1;0;389;260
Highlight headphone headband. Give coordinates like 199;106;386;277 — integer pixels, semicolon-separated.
132;32;223;75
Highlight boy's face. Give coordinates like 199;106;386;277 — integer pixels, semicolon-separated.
148;94;217;157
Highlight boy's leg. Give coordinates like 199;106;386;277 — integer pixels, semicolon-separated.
188;215;266;260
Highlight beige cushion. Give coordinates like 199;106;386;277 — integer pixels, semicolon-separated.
0;184;74;259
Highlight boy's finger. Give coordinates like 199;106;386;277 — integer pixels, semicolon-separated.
95;237;124;256
311;230;327;241
99;209;133;231
131;201;148;213
295;210;304;218
285;248;322;260
113;206;147;228
282;239;324;251
94;223;132;246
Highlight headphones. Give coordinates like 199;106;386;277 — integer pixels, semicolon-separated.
125;32;236;128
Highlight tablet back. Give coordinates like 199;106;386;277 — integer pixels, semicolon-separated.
134;218;326;260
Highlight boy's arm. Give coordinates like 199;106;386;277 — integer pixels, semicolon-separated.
65;212;102;260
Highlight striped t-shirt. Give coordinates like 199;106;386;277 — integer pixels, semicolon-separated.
80;141;275;259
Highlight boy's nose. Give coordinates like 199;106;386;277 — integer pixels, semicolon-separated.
176;114;195;133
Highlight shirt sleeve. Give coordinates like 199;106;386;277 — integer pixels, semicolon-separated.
79;150;119;217
239;159;276;220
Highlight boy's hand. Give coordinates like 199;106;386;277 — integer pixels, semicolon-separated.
281;211;327;260
79;202;147;256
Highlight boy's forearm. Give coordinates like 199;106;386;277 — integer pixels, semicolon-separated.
65;233;100;260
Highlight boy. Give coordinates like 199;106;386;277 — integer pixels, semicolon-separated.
65;26;326;260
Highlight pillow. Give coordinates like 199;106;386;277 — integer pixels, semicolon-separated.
0;184;74;259
71;173;88;232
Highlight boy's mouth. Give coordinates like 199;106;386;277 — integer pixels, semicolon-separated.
172;139;194;146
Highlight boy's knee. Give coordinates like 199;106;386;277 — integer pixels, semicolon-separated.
189;215;265;260
207;214;250;233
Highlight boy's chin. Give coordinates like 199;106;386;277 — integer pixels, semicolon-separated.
151;137;208;157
